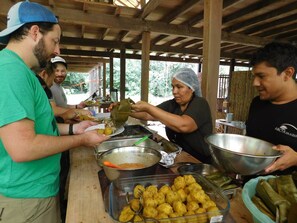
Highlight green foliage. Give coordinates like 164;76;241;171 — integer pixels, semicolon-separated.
62;72;89;93
106;59;198;97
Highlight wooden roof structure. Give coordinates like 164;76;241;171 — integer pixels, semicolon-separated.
1;0;297;72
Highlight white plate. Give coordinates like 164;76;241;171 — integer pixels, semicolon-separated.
84;124;105;132
84;125;125;137
109;126;125;137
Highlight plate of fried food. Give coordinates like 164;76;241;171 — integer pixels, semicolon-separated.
84;122;125;137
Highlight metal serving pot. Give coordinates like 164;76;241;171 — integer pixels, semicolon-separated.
97;146;161;182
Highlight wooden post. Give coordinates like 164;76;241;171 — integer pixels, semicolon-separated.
120;48;126;100
109;53;114;90
103;63;106;97
141;31;150;102
202;0;223;128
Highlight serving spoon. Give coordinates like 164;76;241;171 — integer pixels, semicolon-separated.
103;161;122;169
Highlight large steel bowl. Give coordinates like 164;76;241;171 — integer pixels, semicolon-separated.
205;133;282;175
97;146;161;182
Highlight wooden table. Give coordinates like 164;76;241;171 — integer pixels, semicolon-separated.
65;147;253;223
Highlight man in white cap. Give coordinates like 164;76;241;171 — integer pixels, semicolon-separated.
50;55;87;109
0;1;109;222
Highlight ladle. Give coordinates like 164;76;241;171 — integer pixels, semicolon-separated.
132;135;149;146
103;161;122;169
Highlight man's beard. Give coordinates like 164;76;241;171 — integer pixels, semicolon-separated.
33;37;49;68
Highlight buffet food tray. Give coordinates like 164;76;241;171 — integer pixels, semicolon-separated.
111;125;155;140
104;173;230;223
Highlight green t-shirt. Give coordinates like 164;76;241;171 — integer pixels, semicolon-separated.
0;49;60;198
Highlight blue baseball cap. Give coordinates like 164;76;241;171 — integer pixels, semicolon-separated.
0;0;58;44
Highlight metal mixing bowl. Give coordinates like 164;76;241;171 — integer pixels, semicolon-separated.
97;146;161;182
205;133;282;175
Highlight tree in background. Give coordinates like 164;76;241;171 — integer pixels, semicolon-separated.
106;59;198;99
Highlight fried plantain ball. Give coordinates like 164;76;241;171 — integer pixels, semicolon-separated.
172;200;187;216
134;184;145;199
145;185;158;194
153;192;166;205
169;212;186;223
174;176;186;190
166;190;181;205
207;206;221;218
183;175;196;186
156;203;173;215
186;201;199;212
159;184;171;195
129;198;141;212
190;189;207;203
202;200;217;210
133;215;143;222
184;211;198;223
143;197;158;208
118;205;135;222
177;188;187;202
185;182;202;194
142;206;158;218
195;207;208;223
155;212;169;219
142;190;153;200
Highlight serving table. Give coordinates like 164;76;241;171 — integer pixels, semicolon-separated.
65;146;253;223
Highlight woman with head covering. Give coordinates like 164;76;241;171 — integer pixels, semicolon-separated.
130;68;213;163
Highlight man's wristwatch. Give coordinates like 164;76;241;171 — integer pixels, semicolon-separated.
69;123;74;135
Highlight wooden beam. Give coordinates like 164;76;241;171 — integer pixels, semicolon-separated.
162;0;200;23
140;0;162;19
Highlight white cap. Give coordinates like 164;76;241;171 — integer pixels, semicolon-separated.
50;56;67;68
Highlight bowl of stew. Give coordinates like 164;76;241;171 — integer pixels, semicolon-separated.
97;146;161;182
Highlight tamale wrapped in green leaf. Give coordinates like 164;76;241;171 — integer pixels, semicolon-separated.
256;179;290;223
252;195;276;221
111;98;135;127
276;175;297;204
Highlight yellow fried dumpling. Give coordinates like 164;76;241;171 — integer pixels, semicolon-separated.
173;200;187;215
153;192;166;205
177;188;187;202
133;215;143;222
143;197;158;208
195;208;208;223
146;185;158;194
174;176;186;190
190;189;207;203
186;201;199;212
169;212;186;223
185;182;202;194
142;190;153;200
184;210;198;223
134;184;145;199
166;190;181;205
129;198;141;212
159;184;171;195
157;203;173;215
207;206;221;218
202;200;217;210
118;205;135;222
155;212;169;220
183;175;196;186
142;206;158;218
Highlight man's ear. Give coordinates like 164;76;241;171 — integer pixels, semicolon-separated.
29;25;41;42
39;70;47;80
283;67;295;80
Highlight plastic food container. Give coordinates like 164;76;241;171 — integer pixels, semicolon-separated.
242;175;275;223
104;173;230;222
